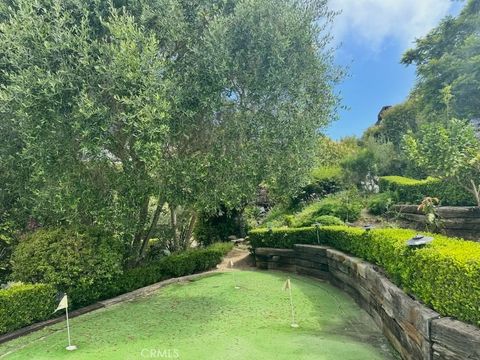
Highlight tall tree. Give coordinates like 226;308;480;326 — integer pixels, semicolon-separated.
402;0;480;121
0;0;338;261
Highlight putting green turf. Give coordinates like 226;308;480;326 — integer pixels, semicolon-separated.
0;271;399;360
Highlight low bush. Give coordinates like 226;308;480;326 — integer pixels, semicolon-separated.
307;191;363;222
249;226;480;326
261;191;362;228
113;242;233;294
11;227;124;307
367;191;397;215
0;283;56;334
2;242;232;335
289;213;344;228
290;166;343;206
379;176;474;206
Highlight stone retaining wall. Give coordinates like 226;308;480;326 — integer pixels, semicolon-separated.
392;205;480;241
255;246;480;360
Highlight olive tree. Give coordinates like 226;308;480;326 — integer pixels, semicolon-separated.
0;0;338;261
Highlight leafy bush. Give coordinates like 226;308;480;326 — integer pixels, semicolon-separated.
11;227;124;307
306;191;363;222
0;219;17;283
290;166;343;206
260;205;292;228
367;192;397;215
379;176;474;206
249;226;480;326
0;283;56;334
113;242;233;294
194;210;242;246
291;213;344;227
310;215;345;226
262;190;362;228
341;137;403;186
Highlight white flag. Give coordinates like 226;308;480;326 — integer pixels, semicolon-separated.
55;294;68;312
229;260;234;268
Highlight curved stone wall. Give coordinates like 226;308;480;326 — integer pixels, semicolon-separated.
255;245;480;360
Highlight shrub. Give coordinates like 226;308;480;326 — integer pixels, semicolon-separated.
0;283;56;334
194;209;242;246
260;205;291;228
11;227;124;308
367;192;397;215
113;242;233;294
1;241;232;336
379;176;474;206
249;226;480;326
308;191;363;222
310;215;344;226
293;213;344;227
0;219;17;283
290;166;343;206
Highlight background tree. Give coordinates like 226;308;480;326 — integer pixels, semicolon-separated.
401;0;480;121
403;119;480;206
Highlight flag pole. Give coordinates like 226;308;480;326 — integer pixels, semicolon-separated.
66;305;72;348
288;283;298;328
64;295;77;351
284;278;298;328
230;261;240;289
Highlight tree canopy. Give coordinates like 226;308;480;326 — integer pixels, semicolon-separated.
0;0;338;260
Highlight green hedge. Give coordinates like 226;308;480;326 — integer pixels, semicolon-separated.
379;176;474;206
2;242;232;335
112;242;234;295
11;227;124;308
0;283;56;334
249;226;480;326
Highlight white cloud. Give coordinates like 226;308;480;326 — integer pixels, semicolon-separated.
328;0;453;50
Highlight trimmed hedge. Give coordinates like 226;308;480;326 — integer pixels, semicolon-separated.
249;226;480;326
111;242;234;295
379;176;474;206
2;242;233;336
0;283;56;334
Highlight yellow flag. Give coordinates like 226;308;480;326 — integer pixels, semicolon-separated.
283;278;291;291
55;294;68;312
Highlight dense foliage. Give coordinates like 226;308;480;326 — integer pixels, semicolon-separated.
11;228;124;307
0;283;56;334
111;242;233;295
403;119;480;205
402;0;480;121
2;242;231;334
0;0;338;260
249;226;480;326
380;175;475;207
194;210;242;246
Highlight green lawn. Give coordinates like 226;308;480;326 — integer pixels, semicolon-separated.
0;271;398;360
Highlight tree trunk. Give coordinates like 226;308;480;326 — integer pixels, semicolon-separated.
129;195;150;266
170;204;179;250
470;180;480;207
183;211;197;248
139;196;165;259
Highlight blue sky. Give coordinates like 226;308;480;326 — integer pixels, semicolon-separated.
325;0;464;139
